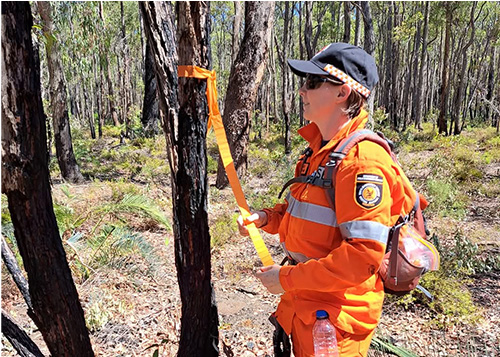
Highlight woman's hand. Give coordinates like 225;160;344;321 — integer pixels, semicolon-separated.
255;264;285;294
237;211;268;236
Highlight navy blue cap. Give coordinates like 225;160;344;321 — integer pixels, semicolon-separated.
287;43;379;98
316;310;329;319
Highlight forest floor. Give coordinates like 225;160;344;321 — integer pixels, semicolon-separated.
2;126;500;356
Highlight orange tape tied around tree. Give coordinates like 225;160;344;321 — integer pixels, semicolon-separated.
178;65;274;266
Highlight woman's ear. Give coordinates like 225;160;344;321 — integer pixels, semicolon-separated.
337;84;352;101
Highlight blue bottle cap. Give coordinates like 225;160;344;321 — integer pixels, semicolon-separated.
316;310;329;319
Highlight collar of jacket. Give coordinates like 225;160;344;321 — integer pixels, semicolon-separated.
297;109;369;156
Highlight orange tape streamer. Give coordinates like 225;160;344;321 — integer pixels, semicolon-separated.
178;65;274;266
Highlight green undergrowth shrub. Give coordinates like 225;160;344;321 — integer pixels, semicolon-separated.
246;129;302;210
370;336;419;357
444;231;500;275
388;230;499;327
425;177;468;219
210;212;239;248
1;184;171;282
102;124;124;138
70;224;158;274
63;125;170;181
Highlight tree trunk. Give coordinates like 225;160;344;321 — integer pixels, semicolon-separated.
2;237;33;312
1;3;94;356
37;1;84;183
304;2;328;60
304;2;314;59
383;2;394;124
231;1;243;64
141;40;160;137
121;2;131;137
92;54;103;138
361;1;375;125
410;15;422;128
140;2;219;356
175;2;219;355
486;46;497;126
215;2;274;188
438;3;452;135
414;1;429;130
282;2;292;154
1;310;44;357
299;1;304;127
401;35;416;130
106;62;120;126
270;27;279;123
99;3;120;127
354;1;361;46
84;80;96;139
343;1;351;43
452;2;478;135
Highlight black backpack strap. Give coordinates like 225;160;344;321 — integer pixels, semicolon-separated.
279;129;394;206
322;151;346;210
278;176;308;199
322;129;393;210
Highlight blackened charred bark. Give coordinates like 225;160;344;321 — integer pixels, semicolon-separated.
37;1;84;183
141;40;160;137
1;2;94;356
215;1;274;188
1;310;44;357
176;2;219;355
140;2;219;355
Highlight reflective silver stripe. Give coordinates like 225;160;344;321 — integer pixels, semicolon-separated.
286;195;338;228
280;242;313;263
339;220;389;244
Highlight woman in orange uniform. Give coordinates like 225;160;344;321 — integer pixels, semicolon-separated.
238;43;412;356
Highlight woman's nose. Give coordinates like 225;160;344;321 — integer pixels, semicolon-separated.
299;82;307;97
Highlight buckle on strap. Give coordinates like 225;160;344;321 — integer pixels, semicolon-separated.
322;179;332;188
328;151;346;161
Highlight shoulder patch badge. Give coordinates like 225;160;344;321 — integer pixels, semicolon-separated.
355;173;383;209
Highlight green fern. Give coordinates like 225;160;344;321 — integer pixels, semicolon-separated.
94;194;171;231
86;224;159;272
370;337;418;357
53;202;76;235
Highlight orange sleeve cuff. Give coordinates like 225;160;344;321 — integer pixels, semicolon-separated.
279;265;295;291
261;207;283;234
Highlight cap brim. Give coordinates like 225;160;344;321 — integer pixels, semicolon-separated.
287;59;328;77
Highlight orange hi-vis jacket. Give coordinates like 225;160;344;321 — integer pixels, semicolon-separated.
261;110;417;337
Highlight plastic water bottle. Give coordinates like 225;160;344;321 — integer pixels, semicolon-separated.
313;310;339;357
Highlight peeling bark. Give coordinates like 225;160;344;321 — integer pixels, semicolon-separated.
216;1;274;188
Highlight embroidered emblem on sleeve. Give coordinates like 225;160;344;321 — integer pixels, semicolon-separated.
355;173;383;209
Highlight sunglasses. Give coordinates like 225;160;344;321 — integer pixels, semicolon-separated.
305;74;343;90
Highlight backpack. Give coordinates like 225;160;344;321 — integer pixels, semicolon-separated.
279;129;440;297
